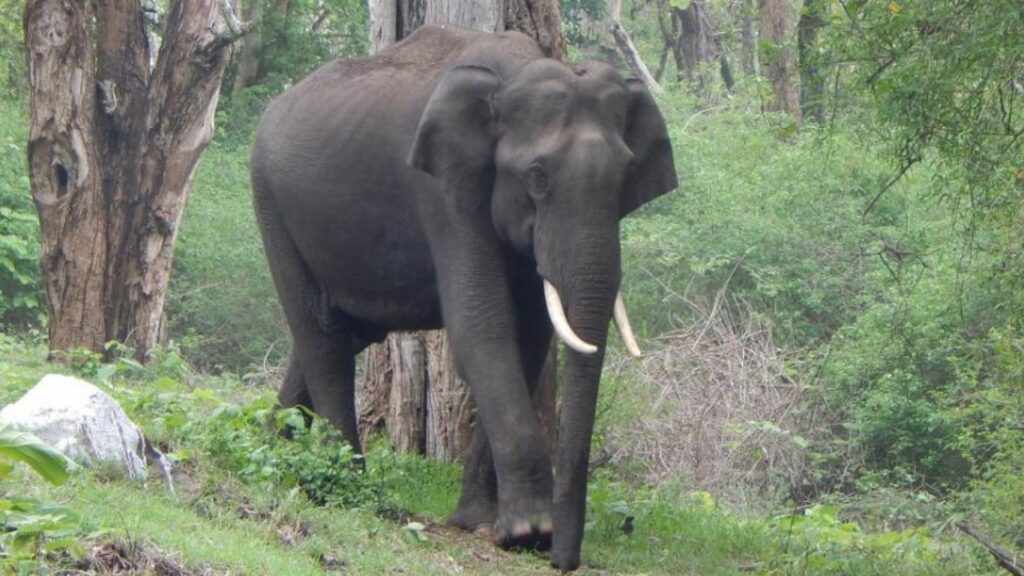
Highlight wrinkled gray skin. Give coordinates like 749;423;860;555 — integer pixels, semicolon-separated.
251;25;676;571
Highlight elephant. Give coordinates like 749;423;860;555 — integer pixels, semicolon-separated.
250;24;676;571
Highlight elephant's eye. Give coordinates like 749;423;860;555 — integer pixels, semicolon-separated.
525;163;549;199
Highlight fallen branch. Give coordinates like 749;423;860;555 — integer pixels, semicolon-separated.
610;22;663;95
957;523;1023;576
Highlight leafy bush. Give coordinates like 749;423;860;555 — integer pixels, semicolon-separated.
0;98;42;330
107;361;449;514
167;140;286;372
0;1;24;98
0;424;81;572
621;92;1023;495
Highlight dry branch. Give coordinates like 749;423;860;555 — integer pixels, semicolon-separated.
610;21;663;94
957;523;1024;576
604;292;816;504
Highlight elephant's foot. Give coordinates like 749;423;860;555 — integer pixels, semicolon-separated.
494;502;553;551
447;497;497;533
550;550;581;573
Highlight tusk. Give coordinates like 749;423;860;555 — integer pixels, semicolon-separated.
543;280;598;355
614;292;642;358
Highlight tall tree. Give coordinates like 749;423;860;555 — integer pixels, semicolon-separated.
651;0;732;97
228;0;366;96
797;0;827;124
758;0;800;122
738;0;757;76
24;1;246;360
358;0;563;462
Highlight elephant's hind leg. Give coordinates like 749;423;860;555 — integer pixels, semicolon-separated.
276;353;314;432
254;189;362;452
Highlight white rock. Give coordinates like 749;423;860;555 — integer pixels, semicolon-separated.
0;374;150;480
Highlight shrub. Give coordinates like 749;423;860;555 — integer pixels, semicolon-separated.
167;140;286;372
0;98;42;330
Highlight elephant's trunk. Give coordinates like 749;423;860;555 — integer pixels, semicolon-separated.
547;237;620;570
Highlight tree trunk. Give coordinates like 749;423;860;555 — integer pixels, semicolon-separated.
654;0;676;82
673;3;710;88
739;0;757;75
797;0;827;124
668;1;730;98
360;0;562;462
24;0;245;361
232;0;264;94
758;0;801;123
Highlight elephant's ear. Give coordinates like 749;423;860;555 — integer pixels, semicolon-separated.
408;65;501;186
621;78;678;217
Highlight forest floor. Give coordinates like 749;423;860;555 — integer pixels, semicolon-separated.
0;337;1000;575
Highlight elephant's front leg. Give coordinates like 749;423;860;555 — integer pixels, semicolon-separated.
431;241;554;548
450;283;554;541
447;311;554;548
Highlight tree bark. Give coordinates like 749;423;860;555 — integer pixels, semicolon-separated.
232;0;264;94
758;0;801;123
610;22;662;94
739;0;757;76
610;0;661;93
797;0;826;124
360;0;562;461
505;0;563;59
654;0;676;82
25;0;245;360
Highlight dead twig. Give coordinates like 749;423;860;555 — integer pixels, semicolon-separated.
957;523;1024;576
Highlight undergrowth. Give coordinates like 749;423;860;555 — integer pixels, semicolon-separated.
0;337;1002;574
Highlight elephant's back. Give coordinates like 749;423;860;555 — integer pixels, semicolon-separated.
249;26;543;329
249;35;452;330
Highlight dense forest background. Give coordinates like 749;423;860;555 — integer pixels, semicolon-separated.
0;0;1022;573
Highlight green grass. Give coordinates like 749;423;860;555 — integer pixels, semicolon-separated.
0;337;999;575
55;479;325;574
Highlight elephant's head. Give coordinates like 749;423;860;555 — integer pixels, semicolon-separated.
408;57;676;569
409;59;676;357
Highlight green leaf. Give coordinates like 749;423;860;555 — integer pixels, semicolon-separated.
0;424;74;485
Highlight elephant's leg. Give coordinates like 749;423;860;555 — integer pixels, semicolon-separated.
276;353;314;432
451;277;553;539
298;333;360;451
278;353;311;409
449;425;499;534
255;189;362;452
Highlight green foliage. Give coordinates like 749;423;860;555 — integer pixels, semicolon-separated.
0;423;82;573
0;99;43;330
623;88;1023;495
832;1;1023;211
768;504;952;575
167;139;285;372
0;0;24;98
580;475;984;575
560;0;607;47
623;101;908;344
233;0;367;93
105;357;444;514
0;336;999;574
217;0;368;145
0;426;73;486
